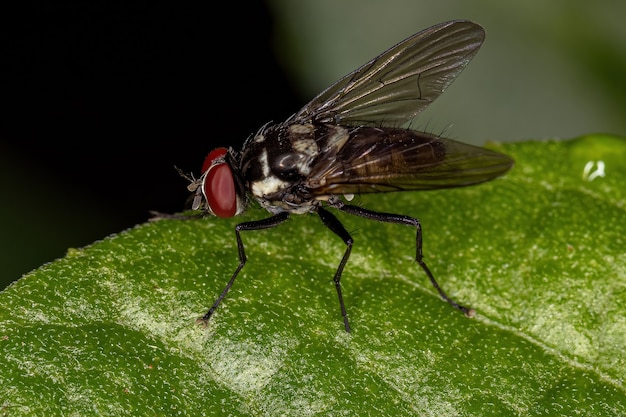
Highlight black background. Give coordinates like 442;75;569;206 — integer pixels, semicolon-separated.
1;2;301;285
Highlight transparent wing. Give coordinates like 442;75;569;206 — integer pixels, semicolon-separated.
305;129;514;195
289;20;485;127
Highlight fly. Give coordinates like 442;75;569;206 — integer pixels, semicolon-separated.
182;20;513;332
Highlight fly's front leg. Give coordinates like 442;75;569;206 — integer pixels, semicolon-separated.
197;212;290;326
337;204;475;318
317;207;353;333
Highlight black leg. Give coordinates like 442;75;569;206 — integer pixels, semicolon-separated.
197;212;290;326
337;203;475;318
317;207;353;333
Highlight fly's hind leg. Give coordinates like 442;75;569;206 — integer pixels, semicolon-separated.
336;203;475;318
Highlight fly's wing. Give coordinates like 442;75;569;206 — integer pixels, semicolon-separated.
288;20;485;127
305;129;514;195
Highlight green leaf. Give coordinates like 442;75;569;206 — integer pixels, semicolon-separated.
1;134;625;416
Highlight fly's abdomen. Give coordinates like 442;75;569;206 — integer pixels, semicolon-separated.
337;128;447;177
305;126;512;195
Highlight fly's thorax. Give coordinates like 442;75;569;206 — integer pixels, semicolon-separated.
240;122;350;214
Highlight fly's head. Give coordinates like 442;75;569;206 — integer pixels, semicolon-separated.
185;147;246;218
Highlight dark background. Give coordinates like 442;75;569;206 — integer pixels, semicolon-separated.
1;2;300;287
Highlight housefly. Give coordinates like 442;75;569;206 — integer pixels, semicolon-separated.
182;20;513;332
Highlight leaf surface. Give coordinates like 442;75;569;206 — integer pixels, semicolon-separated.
1;135;625;416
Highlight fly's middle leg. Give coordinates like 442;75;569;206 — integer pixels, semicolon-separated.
317;206;353;333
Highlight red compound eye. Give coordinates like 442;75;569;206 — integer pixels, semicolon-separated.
202;148;237;218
